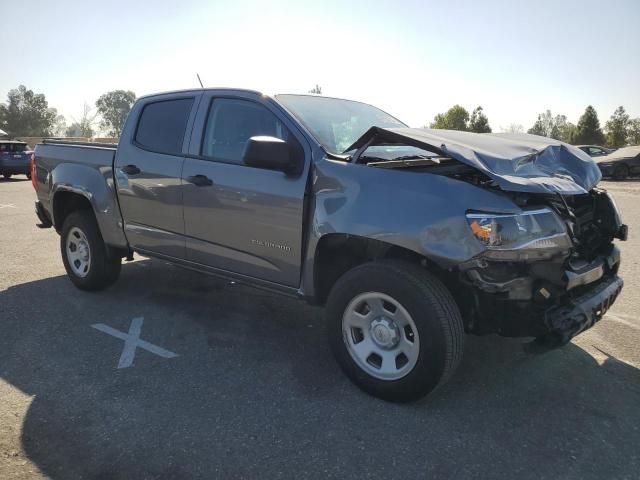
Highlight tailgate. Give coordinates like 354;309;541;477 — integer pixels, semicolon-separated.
1;152;30;167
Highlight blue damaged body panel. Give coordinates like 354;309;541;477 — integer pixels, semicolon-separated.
348;127;601;194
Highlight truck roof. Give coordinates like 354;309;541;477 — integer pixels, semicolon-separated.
136;88;336;102
137;87;266;101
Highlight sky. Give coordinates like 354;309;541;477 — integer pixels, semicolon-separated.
1;0;639;132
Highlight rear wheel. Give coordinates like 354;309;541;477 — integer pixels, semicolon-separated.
60;210;121;291
613;164;629;181
3;174;11;180
326;260;464;402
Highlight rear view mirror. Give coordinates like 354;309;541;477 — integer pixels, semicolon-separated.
243;136;296;173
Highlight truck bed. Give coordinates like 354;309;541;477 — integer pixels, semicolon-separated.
36;140;117;175
33;139;127;249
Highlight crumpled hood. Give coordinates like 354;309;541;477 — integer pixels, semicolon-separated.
349;127;602;194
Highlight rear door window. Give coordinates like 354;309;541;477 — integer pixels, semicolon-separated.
135;98;194;155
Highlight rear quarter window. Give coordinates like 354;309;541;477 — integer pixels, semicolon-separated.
135;98;194;155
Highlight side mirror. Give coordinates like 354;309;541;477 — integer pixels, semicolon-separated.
243;136;296;173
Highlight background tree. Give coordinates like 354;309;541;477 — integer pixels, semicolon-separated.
558;121;577;143
627;118;640;145
308;84;322;94
95;90;136;136
66;123;85;137
66;103;97;137
574;106;604;145
501;123;524;134
52;113;67;137
468;106;491;133
429;105;470;130
527;113;547;136
605;106;630;148
527;110;571;141
0;85;59;136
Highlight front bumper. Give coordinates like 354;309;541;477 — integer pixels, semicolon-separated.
463;246;623;343
544;274;623;345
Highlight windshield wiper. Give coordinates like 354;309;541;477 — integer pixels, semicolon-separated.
326;152;352;162
392;154;440;162
364;155;445;169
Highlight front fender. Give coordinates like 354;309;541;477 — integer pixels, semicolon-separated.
301;158;522;296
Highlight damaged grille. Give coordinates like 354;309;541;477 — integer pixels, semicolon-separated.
546;190;617;262
571;198;605;260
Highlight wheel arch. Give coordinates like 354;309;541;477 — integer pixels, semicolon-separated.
310;233;451;305
52;188;94;231
48;161;129;249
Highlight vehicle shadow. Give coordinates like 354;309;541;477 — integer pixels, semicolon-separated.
0;259;638;479
0;176;30;182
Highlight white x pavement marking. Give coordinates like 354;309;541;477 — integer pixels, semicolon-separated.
92;317;178;368
0;204;17;209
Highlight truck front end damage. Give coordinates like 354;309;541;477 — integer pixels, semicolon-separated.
459;189;625;346
346;127;627;345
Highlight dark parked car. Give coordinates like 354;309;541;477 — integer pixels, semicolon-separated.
0;140;33;179
596;146;640;180
577;145;615;158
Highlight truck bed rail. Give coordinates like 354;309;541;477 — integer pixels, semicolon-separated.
41;139;118;149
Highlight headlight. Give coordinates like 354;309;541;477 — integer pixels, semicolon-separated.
466;208;571;260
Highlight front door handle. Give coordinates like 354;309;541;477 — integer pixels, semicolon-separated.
121;164;141;175
186;174;213;187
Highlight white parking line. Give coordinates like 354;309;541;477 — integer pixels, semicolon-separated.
0;204;17;209
92;317;179;368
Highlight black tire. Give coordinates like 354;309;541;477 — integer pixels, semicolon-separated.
60;210;121;291
326;260;464;402
612;164;629;181
3;174;11;180
26;172;31;180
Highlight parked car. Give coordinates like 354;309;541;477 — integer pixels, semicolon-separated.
596;146;640;180
32;89;627;402
576;145;615;157
0;140;32;179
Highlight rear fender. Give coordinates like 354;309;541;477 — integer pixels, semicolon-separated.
50;162;128;249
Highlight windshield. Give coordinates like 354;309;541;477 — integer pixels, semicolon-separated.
275;94;407;154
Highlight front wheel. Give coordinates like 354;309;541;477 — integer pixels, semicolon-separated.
326;261;464;402
60;210;121;291
3;174;11;180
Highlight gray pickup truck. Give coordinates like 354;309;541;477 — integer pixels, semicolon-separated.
32;89;627;402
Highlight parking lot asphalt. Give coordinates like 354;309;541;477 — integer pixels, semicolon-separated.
1;177;639;479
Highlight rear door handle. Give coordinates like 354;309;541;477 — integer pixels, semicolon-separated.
186;174;213;187
121;164;141;175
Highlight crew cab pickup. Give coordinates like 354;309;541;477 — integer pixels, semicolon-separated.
32;89;627;402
